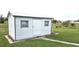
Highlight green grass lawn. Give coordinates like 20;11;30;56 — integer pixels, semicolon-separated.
0;21;78;47
47;25;79;44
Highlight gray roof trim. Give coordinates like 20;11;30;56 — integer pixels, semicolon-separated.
13;15;53;19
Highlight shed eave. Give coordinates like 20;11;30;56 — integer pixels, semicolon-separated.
13;15;53;19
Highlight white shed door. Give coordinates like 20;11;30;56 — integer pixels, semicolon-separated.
33;20;42;36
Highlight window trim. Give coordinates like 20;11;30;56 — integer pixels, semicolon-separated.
21;20;29;28
44;21;49;26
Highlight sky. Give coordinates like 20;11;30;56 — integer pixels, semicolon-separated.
0;0;79;21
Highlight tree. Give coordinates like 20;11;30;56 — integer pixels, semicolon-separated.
77;20;79;22
62;20;70;27
0;15;4;23
52;20;58;23
4;17;8;21
70;23;75;28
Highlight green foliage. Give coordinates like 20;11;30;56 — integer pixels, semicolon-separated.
4;18;8;21
52;20;58;23
74;20;79;22
0;15;4;23
70;23;75;28
62;20;70;27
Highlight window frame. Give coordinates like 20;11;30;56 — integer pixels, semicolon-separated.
21;20;29;28
44;21;49;26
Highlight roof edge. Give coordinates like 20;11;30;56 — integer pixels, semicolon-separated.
7;11;11;18
13;15;53;19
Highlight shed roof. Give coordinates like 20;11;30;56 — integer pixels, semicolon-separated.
8;11;53;19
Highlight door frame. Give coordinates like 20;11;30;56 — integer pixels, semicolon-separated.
32;20;42;36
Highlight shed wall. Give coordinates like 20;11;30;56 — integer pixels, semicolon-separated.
8;14;15;40
41;19;52;35
15;17;52;40
15;17;33;40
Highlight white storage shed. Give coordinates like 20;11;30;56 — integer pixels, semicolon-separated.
7;12;53;40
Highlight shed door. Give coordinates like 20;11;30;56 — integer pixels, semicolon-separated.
33;20;42;36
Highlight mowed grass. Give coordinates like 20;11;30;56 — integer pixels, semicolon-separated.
0;21;9;46
0;21;77;47
47;25;79;43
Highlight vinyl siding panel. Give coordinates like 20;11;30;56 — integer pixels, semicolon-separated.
8;14;15;40
13;17;52;40
15;17;33;40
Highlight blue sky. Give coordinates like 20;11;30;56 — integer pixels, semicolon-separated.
0;0;79;21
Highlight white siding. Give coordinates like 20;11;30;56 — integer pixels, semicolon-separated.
32;19;42;36
32;19;52;36
41;19;52;35
15;17;52;40
8;14;15;40
15;17;33;40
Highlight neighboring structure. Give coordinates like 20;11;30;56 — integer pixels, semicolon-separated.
70;20;79;27
70;20;79;24
7;12;53;40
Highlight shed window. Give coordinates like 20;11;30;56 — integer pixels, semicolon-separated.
21;20;29;28
44;21;49;26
